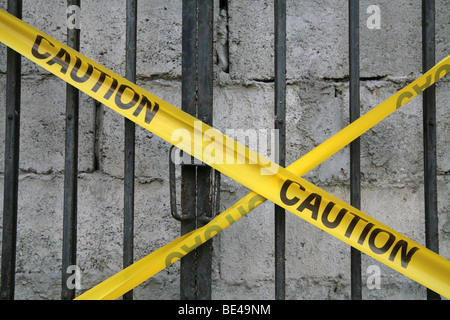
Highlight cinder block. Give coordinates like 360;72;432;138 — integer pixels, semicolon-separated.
286;0;348;80
136;0;182;79
5;171;179;299
229;0;449;81
339;80;425;187
75;173;124;280
436;0;450;63
285;186;351;284
228;0;275;81
213;83;274;132
228;0;350;80
285;77;450;188
438;176;450;260
11;174;63;299
99;79;180;178
17;0;67;75
0;74;4;173
0;76;96;174
76;172;179;298
286;277;351;300
359;0;422;78
0;39;5;74
214;195;275;286
285;80;349;185
79;0;126;76
436;80;450;174
360;0;450;78
0;1;126;76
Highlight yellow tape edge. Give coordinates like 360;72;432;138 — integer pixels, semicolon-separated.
1;9;449;299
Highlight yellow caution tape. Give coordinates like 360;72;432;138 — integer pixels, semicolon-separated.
1;9;449;299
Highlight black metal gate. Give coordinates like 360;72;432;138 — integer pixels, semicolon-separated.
0;0;443;300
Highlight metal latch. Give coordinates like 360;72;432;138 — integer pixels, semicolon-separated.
169;145;220;223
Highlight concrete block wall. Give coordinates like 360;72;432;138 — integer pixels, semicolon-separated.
0;0;449;300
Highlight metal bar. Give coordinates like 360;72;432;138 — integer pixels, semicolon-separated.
422;0;440;300
123;0;138;301
196;0;214;300
61;0;81;300
274;0;286;301
197;0;213;128
180;0;198;300
0;0;22;301
349;0;362;300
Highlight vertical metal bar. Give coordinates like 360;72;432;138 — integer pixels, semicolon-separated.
180;0;198;300
274;0;286;301
62;0;80;300
0;0;22;301
349;0;362;300
196;0;214;300
422;0;440;301
123;0;137;301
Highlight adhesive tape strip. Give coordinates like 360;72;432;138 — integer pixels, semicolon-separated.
1;9;449;299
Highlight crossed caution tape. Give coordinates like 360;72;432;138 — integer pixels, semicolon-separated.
1;9;449;299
